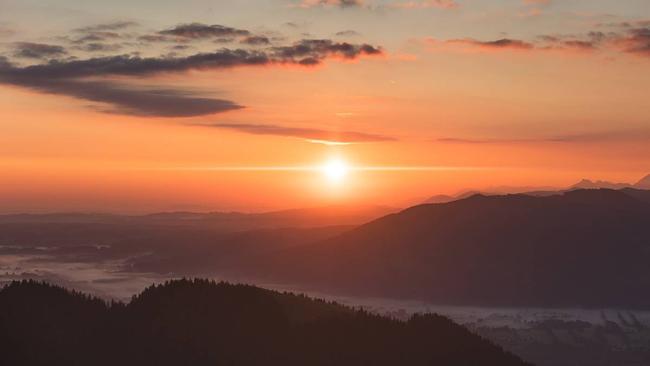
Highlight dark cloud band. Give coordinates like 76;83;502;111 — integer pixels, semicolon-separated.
0;77;242;117
0;37;381;117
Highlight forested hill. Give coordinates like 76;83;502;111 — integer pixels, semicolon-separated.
0;279;530;366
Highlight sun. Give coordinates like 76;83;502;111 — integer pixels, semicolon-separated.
322;158;349;184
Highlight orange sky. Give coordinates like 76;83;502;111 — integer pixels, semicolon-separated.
1;0;649;212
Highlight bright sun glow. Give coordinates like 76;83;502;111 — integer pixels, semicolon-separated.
322;158;349;184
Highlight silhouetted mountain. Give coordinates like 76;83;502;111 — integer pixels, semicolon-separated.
636;174;650;189
259;189;650;308
423;194;457;204
422;174;650;206
569;173;650;191
570;179;631;190
620;188;650;204
0;279;529;366
423;187;557;205
423;191;481;204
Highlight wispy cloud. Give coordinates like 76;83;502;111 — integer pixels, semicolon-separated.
0;25;14;38
447;38;534;50
389;0;458;10
73;21;138;33
13;42;67;59
158;23;250;39
523;0;550;4
296;0;364;8
335;30;360;37
294;0;459;10
427;22;650;58
611;27;650;57
436;130;650;144
196;123;396;144
0;77;242;117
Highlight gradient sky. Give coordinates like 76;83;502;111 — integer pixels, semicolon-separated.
1;0;649;213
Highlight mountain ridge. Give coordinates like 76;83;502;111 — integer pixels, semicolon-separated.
257;189;650;308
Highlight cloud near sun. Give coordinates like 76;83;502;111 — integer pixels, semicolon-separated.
195;123;397;145
0;22;381;118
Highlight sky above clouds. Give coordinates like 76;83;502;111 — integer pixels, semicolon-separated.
1;0;649;212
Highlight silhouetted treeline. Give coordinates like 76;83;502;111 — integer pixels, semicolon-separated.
0;279;531;366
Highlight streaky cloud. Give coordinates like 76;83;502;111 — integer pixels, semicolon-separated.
448;38;534;50
159;23;250;39
73;21;138;33
197;123;396;144
2;40;381;80
13;42;67;59
297;0;364;8
437;131;650;144
0;78;242;117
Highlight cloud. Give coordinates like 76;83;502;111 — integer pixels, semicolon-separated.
432;26;650;55
436;131;650;144
73;21;138;33
0;77;242;117
612;27;650;57
66;22;135;48
2;40;380;80
297;0;364;8
137;34;174;43
519;0;550;17
539;26;650;57
335;30;360;37
272;39;381;65
0;37;382;117
296;0;459;10
536;35;600;51
159;23;250;39
13;42;67;59
447;38;534;50
199;123;396;144
75;43;124;53
0;26;14;37
389;0;458;9
72;32;123;44
554;40;597;51
1;50;270;79
241;36;271;45
1;17;383;119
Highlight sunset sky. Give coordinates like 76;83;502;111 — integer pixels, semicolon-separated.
1;0;649;213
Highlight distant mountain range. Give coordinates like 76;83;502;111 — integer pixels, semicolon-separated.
3;184;650;310
258;188;650;308
0;204;396;231
0;279;529;366
424;173;650;204
571;174;650;190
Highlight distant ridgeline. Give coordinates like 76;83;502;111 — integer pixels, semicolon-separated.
0;279;529;366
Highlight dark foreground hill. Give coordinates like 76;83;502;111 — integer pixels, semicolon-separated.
0;279;529;366
260;189;650;308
